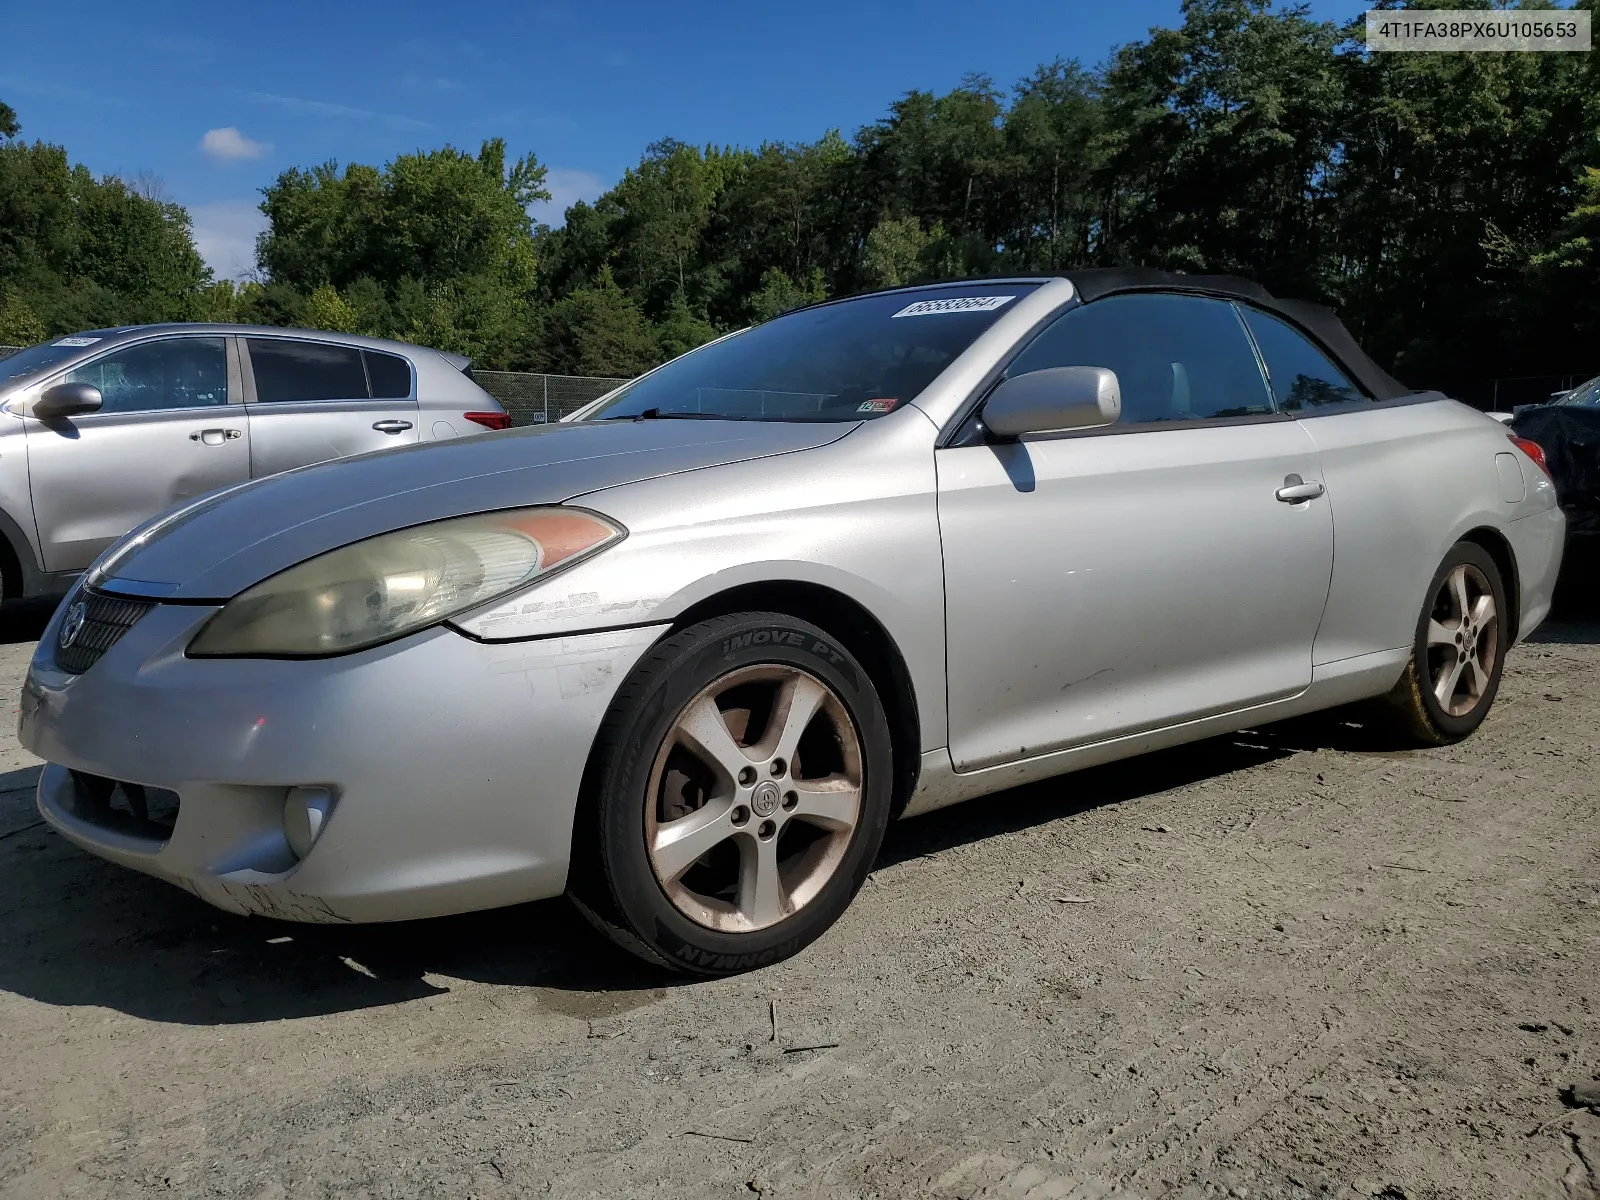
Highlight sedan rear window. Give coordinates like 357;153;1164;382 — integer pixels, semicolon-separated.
589;285;1039;422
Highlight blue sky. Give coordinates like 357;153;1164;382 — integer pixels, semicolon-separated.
2;0;1368;280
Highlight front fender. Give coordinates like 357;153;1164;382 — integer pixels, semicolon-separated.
451;417;949;748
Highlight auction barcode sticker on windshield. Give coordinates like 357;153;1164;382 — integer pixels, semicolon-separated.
1365;9;1589;52
892;295;1017;318
52;337;101;347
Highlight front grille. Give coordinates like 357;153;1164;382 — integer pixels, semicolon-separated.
56;589;157;674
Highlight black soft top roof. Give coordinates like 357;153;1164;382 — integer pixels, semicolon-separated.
1062;267;1413;402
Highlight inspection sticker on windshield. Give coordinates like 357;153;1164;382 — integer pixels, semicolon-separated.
52;337;101;347
891;295;1016;318
857;399;898;413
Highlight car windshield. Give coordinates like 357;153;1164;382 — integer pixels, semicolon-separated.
0;335;116;388
1556;375;1600;407
587;284;1040;422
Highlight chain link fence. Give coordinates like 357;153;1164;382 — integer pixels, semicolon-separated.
0;345;629;425
472;371;630;426
1457;371;1598;412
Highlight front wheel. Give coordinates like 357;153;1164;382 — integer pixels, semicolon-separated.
568;612;894;976
1377;541;1509;745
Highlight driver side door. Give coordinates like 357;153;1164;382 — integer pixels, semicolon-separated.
937;292;1335;770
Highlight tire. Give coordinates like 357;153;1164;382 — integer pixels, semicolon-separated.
1377;541;1509;745
568;612;895;976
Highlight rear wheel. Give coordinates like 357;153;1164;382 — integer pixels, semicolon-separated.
569;612;894;976
1378;542;1508;744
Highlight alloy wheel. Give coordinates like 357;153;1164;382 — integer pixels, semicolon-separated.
1425;562;1498;718
644;664;863;933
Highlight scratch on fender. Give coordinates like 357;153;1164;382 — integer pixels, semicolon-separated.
1061;667;1114;691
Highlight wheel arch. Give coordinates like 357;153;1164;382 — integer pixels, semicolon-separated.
0;503;38;600
1458;525;1520;643
671;580;923;820
0;527;20;600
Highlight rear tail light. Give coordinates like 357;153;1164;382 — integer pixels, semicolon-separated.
1507;433;1548;475
464;411;512;431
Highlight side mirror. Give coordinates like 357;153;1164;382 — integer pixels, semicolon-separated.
983;366;1120;438
32;382;103;420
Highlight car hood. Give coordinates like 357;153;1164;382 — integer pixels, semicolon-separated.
99;419;855;600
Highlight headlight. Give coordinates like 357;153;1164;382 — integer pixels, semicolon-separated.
187;507;623;658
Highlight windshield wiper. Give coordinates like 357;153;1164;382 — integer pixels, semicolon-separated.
605;408;747;421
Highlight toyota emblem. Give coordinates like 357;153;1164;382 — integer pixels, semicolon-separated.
59;600;87;649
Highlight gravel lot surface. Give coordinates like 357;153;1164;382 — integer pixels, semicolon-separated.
1;595;1597;1200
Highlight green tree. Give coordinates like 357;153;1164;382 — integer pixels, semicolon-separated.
1094;0;1344;293
254;139;549;366
605;140;744;315
537;267;659;376
303;282;361;333
702;133;853;322
862;216;937;288
0;110;212;336
655;292;719;360
996;60;1103;269
1332;1;1600;385
748;266;826;322
0;290;46;344
855;75;1007;255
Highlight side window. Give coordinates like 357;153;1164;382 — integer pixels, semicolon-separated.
1238;307;1366;411
1005;294;1274;424
363;350;412;399
247;339;369;403
62;338;227;414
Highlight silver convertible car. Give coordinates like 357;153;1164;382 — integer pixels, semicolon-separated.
19;271;1564;975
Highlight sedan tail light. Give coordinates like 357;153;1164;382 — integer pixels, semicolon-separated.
464;411;513;431
1507;433;1548;475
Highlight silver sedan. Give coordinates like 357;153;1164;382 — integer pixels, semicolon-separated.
19;272;1565;975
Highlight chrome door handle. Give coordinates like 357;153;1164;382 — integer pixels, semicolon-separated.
372;420;413;434
1275;474;1326;503
190;428;242;446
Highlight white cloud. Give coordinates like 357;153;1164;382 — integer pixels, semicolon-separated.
190;201;268;281
200;126;270;162
529;167;606;227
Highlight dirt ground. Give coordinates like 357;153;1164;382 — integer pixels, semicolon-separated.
1;594;1597;1200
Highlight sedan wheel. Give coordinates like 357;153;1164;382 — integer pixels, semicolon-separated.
1424;562;1498;718
646;665;863;934
1379;541;1509;744
569;612;894;975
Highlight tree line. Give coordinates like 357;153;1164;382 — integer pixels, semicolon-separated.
1;0;1597;397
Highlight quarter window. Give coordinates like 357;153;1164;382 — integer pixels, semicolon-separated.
248;339;369;403
1005;293;1275;424
62;338;228;414
364;350;412;399
1238;307;1366;411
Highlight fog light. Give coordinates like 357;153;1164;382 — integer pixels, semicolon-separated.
283;786;335;859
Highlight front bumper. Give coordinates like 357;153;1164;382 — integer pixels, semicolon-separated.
20;598;666;923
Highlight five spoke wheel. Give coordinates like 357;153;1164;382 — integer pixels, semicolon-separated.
1425;562;1498;718
645;665;863;933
